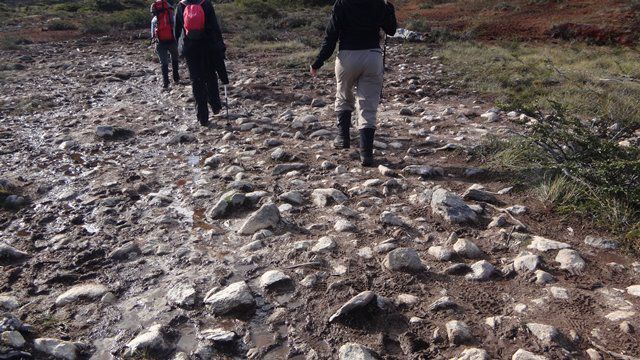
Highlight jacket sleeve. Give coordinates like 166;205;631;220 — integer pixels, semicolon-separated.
311;4;339;70
381;1;397;36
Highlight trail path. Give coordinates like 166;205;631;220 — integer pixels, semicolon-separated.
1;38;639;359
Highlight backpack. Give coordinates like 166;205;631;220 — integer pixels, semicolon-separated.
181;0;206;39
153;0;174;41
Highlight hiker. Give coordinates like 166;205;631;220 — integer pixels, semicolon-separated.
150;0;180;89
310;0;397;166
174;0;229;127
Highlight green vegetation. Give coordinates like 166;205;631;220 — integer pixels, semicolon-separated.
445;42;640;252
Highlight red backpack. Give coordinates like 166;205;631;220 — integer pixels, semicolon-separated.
153;0;174;41
182;0;206;39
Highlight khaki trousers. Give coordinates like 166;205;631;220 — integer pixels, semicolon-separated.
334;49;384;130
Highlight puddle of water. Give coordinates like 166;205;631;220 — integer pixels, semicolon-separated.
176;323;198;354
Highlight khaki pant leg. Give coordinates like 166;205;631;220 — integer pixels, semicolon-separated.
355;50;383;129
334;52;359;113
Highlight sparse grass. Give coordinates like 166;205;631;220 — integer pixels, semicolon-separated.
46;19;78;31
449;41;640;252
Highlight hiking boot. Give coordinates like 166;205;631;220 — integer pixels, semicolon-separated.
333;111;351;149
359;128;375;167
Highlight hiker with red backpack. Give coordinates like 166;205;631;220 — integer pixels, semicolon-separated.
174;0;228;127
151;0;180;89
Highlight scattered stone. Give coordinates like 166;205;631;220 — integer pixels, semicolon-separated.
109;242;141;260
383;248;423;272
513;253;541;273
533;270;555;285
259;270;292;291
380;211;405;226
512;349;548;360
272;163;307;175
507;205;527;215
548;287;569;300
378;165;397;177
452;348;490;360
238;203;280;235
0;244;29;265
204;281;256;315
428;246;453;261
124;324;168;357
526;323;561;346
555;249;586;273
168;132;196;145
586;349;602;360
403;165;443;177
312;236;337;253
95;125;114;138
312;188;348;207
2;330;25;348
335;219;357;233
620;321;634;334
584;236;618;250
431;189;478;224
446;320;473;345
465;260;495;281
605;310;636;322
55;283;108;306
279;191;305;205
33;338;78;360
429;296;456;312
453;238;483;259
167;284;197;307
0;295;19;311
338;343;377;360
527;236;570;252
627;285;640;297
462;184;497;203
329;291;376;323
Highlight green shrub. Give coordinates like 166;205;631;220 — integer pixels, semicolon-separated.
47;19;78;31
96;0;125;12
236;0;281;18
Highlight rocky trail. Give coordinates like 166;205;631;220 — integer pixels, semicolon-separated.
1;37;639;360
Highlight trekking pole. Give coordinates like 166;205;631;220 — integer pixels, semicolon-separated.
381;34;387;101
224;85;229;120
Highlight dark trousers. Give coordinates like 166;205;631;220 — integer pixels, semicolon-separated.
185;46;221;125
156;41;179;84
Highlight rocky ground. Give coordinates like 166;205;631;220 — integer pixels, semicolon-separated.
1;35;639;360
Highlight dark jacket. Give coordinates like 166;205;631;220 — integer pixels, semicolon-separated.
312;0;397;69
174;0;228;84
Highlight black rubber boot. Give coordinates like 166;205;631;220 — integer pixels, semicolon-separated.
333;111;351;149
359;128;375;167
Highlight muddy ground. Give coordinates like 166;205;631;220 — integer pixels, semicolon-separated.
1;32;639;360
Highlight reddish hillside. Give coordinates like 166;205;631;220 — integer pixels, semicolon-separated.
395;0;638;44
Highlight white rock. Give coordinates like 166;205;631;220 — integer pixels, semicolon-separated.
335;219;357;232
453;238;483;259
55;283;108;306
586;349;602;360
330;291;376;323
446;320;473;345
339;343;377;360
1;330;25;348
380;211;405;226
167;284;197;307
626;285;640;297
201;328;236;343
534;270;555;285
465;260;495;281
431;189;478;224
513;253;540;273
527;236;570;252
204;281;255;315
0;295;19;310
238;203;280;235
312;188;348;207
384;248;423;272
124;324;167;357
452;348;490;360
526;323;560;346
548;287;569;300
512;349;548;360
584;236;618;250
555;249;586;273
605;310;636;322
428;246;453;261
259;270;292;290
33;338;78;360
312;236;337;253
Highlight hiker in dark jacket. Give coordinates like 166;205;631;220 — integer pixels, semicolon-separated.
174;0;228;126
311;0;397;166
150;0;180;89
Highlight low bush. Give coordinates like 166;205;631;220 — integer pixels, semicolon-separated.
47;19;78;30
